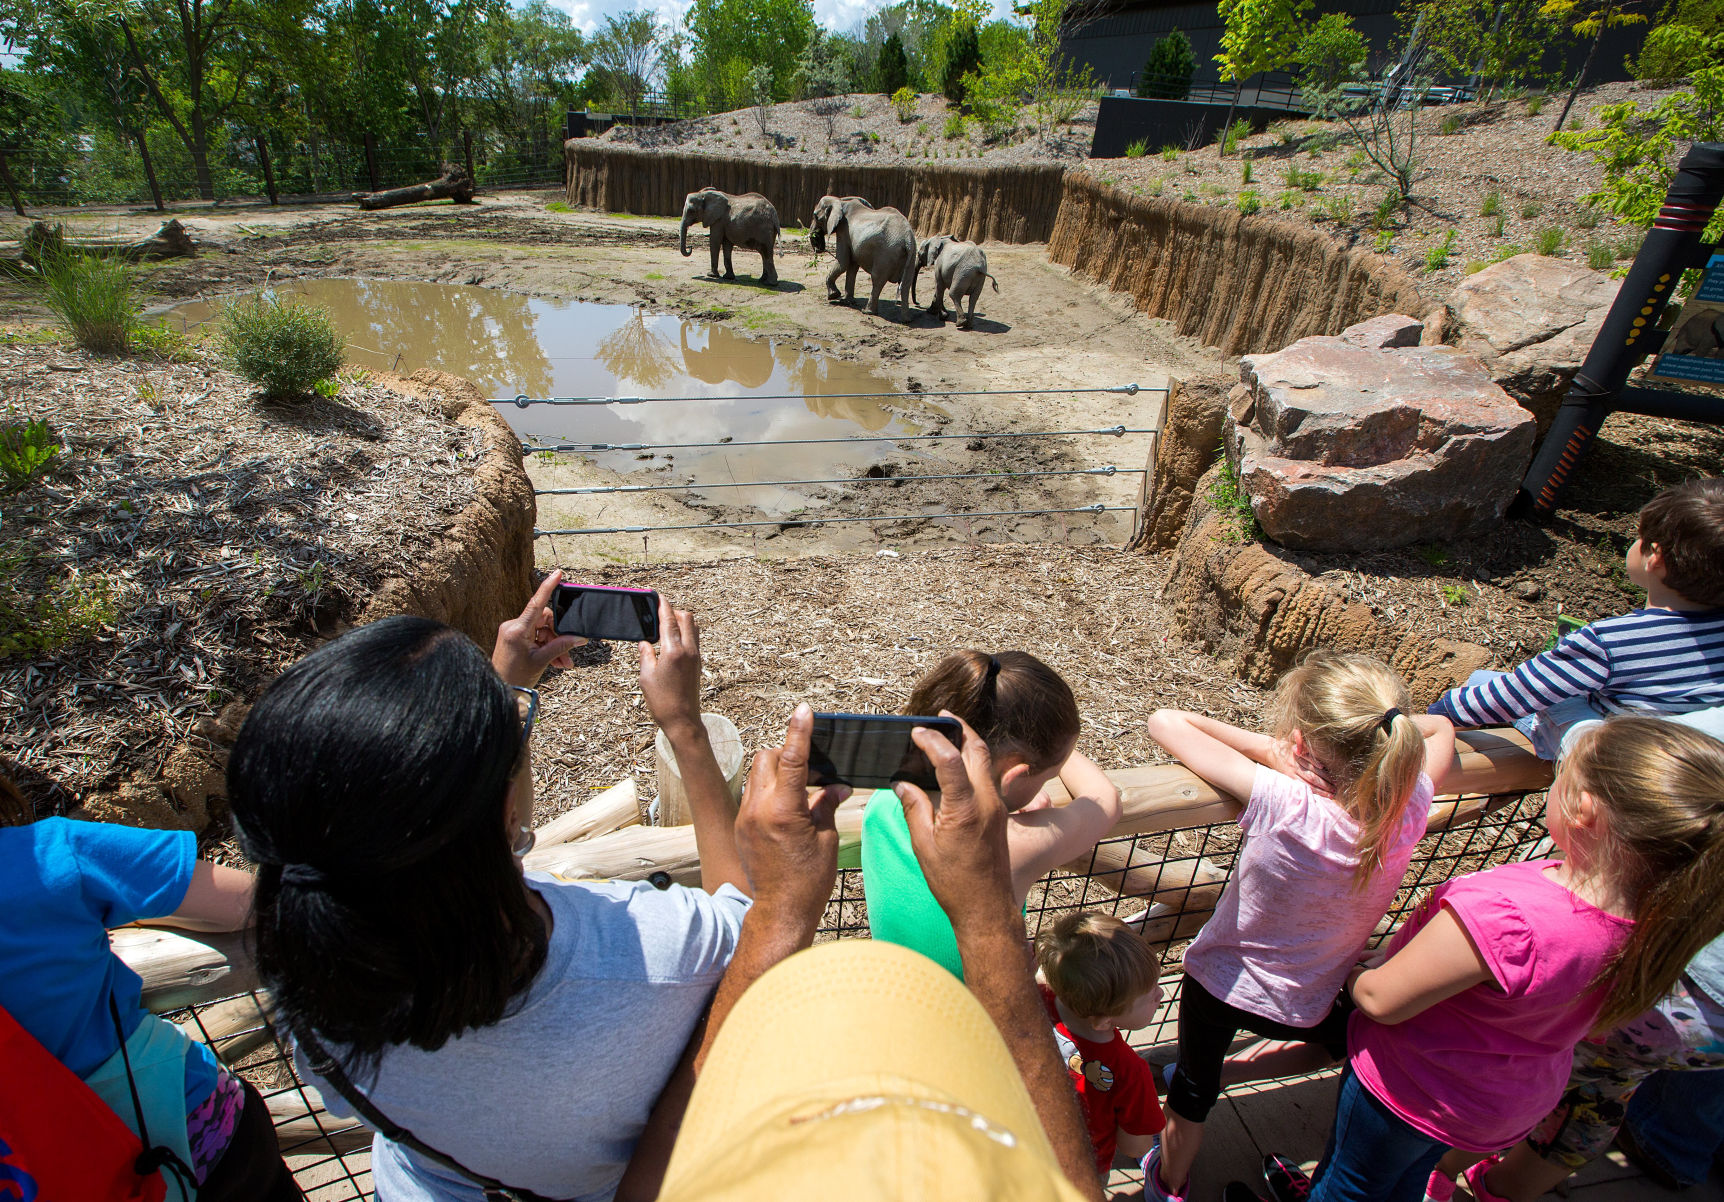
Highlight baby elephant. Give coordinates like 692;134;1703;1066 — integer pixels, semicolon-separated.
917;235;998;329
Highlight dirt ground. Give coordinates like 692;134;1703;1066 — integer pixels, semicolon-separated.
0;191;1229;562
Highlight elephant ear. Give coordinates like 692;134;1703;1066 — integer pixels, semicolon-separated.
824;201;850;238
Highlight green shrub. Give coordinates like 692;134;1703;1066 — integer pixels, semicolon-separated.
1526;96;1545;116
1240;158;1253;184
1222;118;1251;154
1318;195;1352;223
1373;229;1394;253
1277;189;1300;209
546;200;572;213
1491;214;1506;237
1284;166;1324;191
891;87;917;123
1424;229;1457;272
1237;189;1261;214
0;418;60;491
1521;200;1541;219
1576;204;1601;229
1480;191;1502;217
1414;544;1450;566
1207;444;1256;543
1161;144;1180;161
1534;226;1565;256
1371;194;1399;229
34;242;138;355
1634;22;1718;83
1440;114;1462;135
1145;178;1165;196
1586;240;1615;270
943;112;967;139
1140;29;1196;99
1615;234;1641;260
0;552;116;660
1126;138;1150;158
217;294;346;401
1440;583;1470;607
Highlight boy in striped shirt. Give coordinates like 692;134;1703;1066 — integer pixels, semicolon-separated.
1429;478;1724;759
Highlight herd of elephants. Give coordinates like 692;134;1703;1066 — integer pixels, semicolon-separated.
677;186;999;328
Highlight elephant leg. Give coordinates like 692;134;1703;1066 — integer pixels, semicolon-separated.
760;246;777;286
722;242;736;280
708;232;721;278
866;273;886;315
962;289;978;329
825;261;845;302
928;282;947;321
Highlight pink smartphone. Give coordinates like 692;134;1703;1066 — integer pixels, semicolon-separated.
550;584;661;643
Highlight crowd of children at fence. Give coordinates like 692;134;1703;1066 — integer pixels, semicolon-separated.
2;476;1723;1202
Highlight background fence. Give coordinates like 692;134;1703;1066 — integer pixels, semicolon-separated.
147;772;1551;1200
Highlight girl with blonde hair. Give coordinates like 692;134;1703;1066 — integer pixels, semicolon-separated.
1143;651;1455;1201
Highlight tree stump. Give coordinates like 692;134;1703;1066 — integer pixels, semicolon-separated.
353;163;477;211
21;219;197;262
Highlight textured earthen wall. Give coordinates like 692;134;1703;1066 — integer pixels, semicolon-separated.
565;141;1068;242
1047;172;1433;356
1165;464;1492;707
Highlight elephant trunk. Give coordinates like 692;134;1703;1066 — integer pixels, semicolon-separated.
679;210;693;258
810;224;824;254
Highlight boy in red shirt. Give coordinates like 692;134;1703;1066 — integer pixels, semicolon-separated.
1037;911;1167;1183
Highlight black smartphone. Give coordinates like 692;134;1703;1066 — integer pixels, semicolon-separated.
807;713;964;791
550;584;661;643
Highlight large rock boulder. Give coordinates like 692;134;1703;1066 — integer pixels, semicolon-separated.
1439;254;1619;430
1230;322;1536;552
1137;373;1233;551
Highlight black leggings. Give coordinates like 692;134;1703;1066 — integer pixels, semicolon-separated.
199;1079;303;1202
1166;974;1352;1123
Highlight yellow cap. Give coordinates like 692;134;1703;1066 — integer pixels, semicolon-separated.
660;939;1091;1202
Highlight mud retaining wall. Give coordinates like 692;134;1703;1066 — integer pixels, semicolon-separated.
565;142;1068;242
1047;173;1431;356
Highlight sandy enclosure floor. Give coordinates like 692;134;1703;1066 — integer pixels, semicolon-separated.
0;194;1229;562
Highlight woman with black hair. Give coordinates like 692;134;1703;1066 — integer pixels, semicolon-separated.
229;572;749;1202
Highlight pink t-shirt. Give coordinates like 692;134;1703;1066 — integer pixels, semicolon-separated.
1349;858;1634;1152
1184;765;1434;1027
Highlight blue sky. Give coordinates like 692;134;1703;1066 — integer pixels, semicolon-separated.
545;0;1018;38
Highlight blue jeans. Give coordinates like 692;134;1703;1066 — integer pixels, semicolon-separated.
1308;1066;1451;1202
1623;1067;1724;1186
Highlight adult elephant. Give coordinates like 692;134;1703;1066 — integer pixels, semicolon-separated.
811;194;917;322
679;188;780;286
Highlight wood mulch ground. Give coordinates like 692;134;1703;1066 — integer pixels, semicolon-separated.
0;337;482;821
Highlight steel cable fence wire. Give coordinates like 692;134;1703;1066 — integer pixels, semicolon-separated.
522;426;1152;455
534;466;1143;497
501;384;1153;408
534;504;1137;536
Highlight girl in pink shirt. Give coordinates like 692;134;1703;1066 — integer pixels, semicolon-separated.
1143;651;1455;1202
1271;717;1724;1202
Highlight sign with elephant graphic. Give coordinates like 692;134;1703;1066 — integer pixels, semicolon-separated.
1648;253;1724;390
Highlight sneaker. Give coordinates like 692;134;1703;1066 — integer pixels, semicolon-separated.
1423;1169;1457;1202
1141;1145;1188;1202
1224;1184;1268;1202
1262;1153;1312;1202
1461;1156;1506;1202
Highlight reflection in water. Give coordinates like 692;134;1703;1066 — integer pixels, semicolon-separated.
160;278;935;510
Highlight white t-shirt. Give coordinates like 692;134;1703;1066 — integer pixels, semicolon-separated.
302;874;749;1202
1183;765;1433;1027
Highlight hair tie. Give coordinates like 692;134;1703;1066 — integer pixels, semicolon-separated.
1380;707;1402;733
279;863;334;890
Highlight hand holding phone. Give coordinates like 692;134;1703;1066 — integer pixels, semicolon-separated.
806;713;964;790
551;583;661;643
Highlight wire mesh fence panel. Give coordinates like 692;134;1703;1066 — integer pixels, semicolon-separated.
153;785;1545;1197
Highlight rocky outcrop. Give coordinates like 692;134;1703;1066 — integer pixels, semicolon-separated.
1140;373;1233;550
1166;465;1494;707
565;142;1067;243
1229;327;1535;552
1047;172;1433;356
1435;254;1619;431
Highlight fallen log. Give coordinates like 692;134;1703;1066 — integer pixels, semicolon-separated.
21;219;197;262
354;164;477;210
534;778;640;848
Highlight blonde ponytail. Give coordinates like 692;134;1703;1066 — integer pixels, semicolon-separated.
1271;651;1427;890
1563;718;1724;1031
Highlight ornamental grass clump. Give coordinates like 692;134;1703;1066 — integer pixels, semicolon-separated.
35;243;138;355
217;294;345;401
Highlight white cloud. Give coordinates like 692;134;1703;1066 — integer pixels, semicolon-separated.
542;0;1015;36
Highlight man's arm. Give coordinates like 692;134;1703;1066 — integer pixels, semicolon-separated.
897;716;1106;1202
639;600;747;896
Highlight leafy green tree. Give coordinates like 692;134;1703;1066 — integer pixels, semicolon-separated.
939;17;982;102
795;28;853;98
1139;29;1195;99
1551;64;1724;240
875;33;911;94
475;2;586;151
1294;13;1367;94
1633;0;1723;78
1214;0;1313;153
686;0;815;105
1544;0;1653;130
591;11;662;117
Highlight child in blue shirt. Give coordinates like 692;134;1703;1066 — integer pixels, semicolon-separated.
0;816;299;1201
1430;478;1724;759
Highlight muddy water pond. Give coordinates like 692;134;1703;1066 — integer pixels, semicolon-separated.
162;279;941;508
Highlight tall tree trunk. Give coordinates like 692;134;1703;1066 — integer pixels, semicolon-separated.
1219;77;1242;157
133;127;165;211
189;109;215;201
0;152;25;217
1554;1;1610;132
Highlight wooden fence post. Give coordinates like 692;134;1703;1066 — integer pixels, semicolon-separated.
0;151;25;218
254;135;279;205
363;131;380;192
654;714;744;827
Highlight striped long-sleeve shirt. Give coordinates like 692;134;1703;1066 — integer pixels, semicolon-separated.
1429;607;1724;727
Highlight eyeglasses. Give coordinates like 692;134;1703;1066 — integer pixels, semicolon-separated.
510;686;539;749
